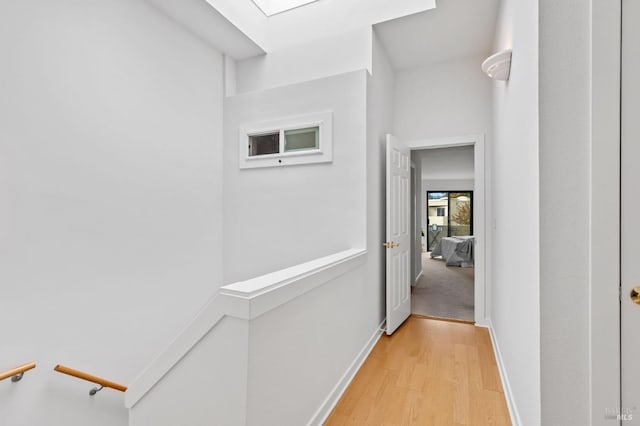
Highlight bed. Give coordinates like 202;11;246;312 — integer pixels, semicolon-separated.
430;236;475;267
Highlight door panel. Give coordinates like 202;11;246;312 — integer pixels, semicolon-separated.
622;0;640;421
386;135;411;335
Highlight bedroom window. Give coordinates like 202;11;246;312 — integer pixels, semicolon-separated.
427;191;473;251
239;111;332;169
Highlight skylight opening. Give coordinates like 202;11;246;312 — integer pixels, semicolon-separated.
251;0;321;16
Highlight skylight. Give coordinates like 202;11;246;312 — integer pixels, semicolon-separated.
251;0;321;16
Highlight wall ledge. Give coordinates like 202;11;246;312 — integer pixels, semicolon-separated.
221;248;367;319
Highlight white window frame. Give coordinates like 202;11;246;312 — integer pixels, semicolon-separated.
238;111;333;169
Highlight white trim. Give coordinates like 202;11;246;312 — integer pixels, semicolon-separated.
307;319;386;426
405;134;481;149
125;248;367;409
485;320;521;426
589;0;621;422
239;111;333;169
221;248;367;319
405;134;487;325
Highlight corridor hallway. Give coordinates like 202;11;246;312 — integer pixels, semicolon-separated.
325;316;511;425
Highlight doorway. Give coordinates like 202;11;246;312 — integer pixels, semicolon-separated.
408;135;486;326
411;147;476;322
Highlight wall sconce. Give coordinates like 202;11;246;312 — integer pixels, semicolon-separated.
481;50;512;81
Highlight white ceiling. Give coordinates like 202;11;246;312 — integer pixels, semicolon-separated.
374;0;500;70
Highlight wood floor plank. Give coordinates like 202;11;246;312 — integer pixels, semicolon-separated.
325;316;511;426
453;344;470;425
475;328;504;393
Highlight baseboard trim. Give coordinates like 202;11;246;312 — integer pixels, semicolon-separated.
486;320;521;426
307;318;386;426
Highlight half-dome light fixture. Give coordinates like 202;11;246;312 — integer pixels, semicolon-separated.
481;50;512;81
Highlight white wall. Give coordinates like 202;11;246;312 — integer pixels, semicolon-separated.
223;71;367;283
423;179;475;191
419;146;475;180
129;317;249;426
367;31;396;323
236;28;371;94
246;266;372;425
490;0;540;423
0;1;224;424
539;0;591;424
393;56;493;142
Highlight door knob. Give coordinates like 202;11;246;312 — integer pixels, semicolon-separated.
631;287;640;304
383;242;400;248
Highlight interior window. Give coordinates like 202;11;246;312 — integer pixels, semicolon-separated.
248;133;280;156
284;127;319;152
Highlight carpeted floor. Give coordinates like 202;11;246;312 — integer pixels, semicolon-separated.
412;252;474;322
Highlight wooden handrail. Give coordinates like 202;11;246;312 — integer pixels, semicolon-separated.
54;365;127;392
0;362;36;382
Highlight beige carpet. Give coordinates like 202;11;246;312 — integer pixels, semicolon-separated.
412;252;474;322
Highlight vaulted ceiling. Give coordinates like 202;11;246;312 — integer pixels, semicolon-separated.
375;0;500;70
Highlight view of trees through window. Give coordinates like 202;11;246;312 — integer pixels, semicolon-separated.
426;191;473;251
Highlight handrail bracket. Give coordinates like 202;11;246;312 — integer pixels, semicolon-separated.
89;385;104;396
10;372;25;382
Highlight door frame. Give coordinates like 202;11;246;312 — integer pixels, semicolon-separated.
590;0;621;419
405;134;487;325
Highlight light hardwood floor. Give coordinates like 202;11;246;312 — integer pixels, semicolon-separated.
324;316;511;425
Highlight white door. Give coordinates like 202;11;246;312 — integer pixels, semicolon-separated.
622;0;640;422
385;134;411;335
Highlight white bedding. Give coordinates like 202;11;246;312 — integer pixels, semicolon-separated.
430;236;474;267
